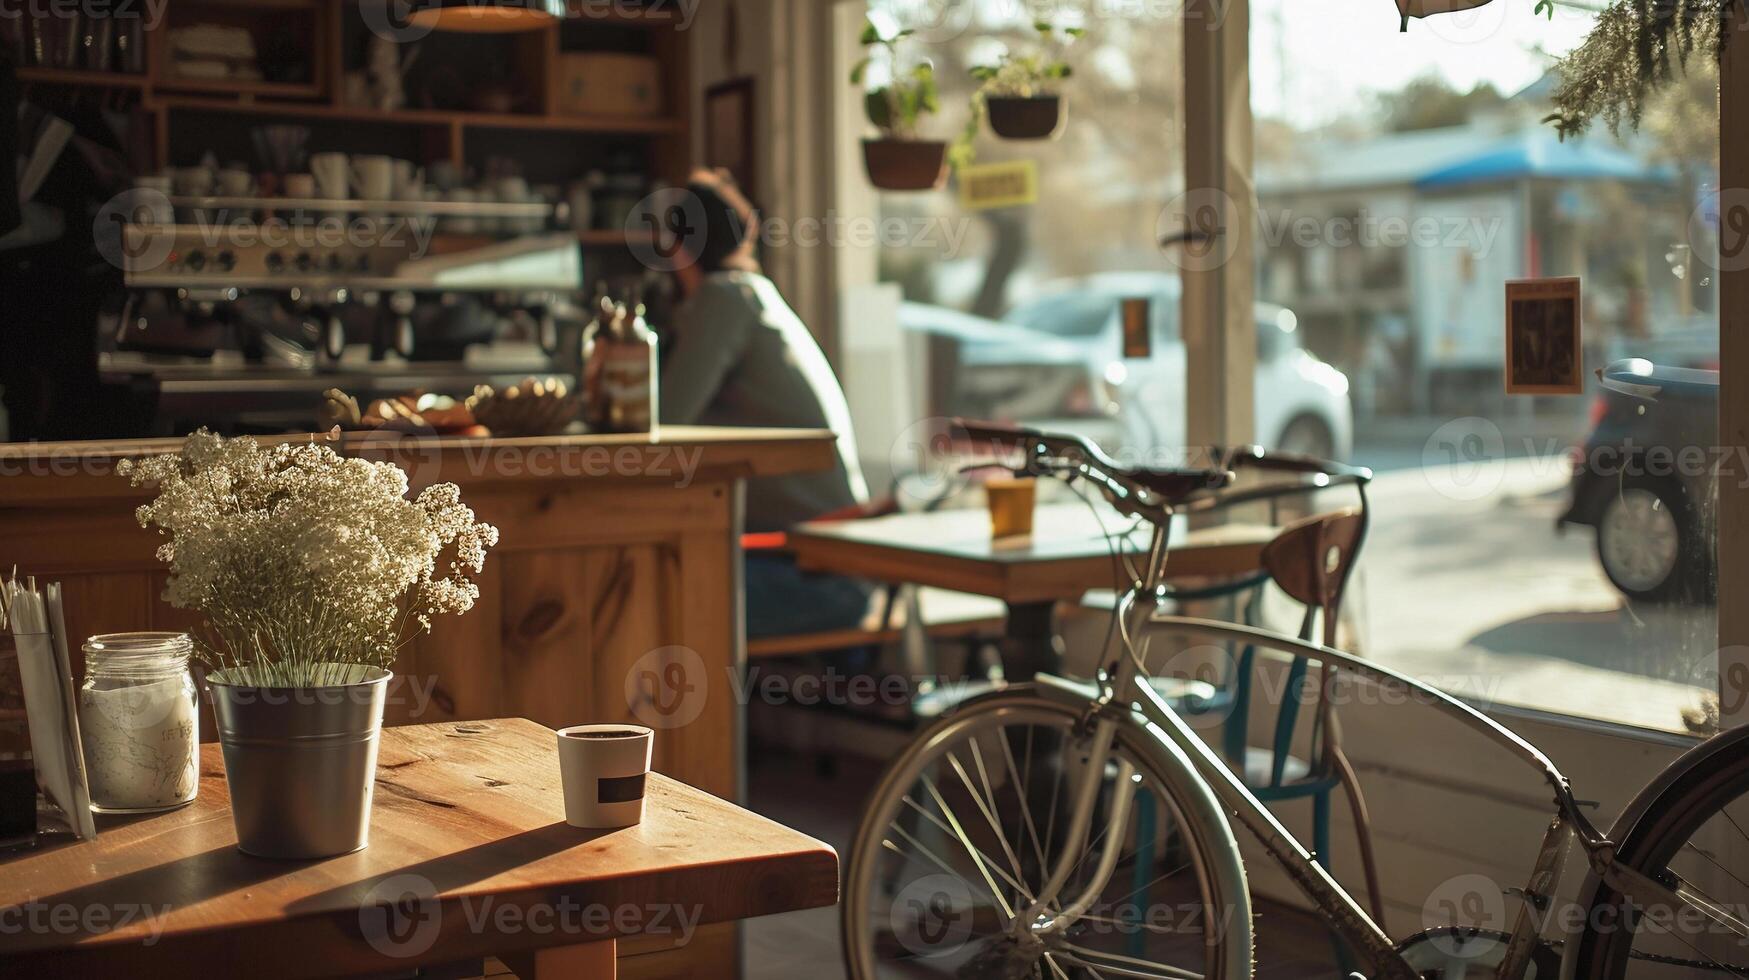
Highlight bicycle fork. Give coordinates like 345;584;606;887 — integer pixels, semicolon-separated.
1018;713;1140;936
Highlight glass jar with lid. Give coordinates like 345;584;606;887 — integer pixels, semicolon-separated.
78;632;199;814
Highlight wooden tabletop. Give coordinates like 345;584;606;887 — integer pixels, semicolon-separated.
790;503;1276;604
0;718;839;978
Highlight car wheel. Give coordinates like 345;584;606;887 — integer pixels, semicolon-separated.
1595;475;1707;603
1274;415;1335;461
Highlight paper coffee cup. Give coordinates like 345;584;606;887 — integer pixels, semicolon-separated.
556;724;653;829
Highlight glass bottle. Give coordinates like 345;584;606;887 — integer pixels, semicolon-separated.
583;292;660;435
78;633;199;814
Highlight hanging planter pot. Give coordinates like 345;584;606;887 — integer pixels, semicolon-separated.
862;139;948;192
986;95;1065;140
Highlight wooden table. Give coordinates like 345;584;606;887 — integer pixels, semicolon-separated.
0;425;839;798
790;503;1274;678
0;719;838;979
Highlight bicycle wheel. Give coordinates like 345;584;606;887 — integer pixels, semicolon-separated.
1568;726;1749;977
841;688;1252;979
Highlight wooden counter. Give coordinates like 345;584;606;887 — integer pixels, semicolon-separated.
0;425;839;979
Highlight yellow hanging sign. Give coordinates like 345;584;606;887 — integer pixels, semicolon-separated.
957;160;1038;211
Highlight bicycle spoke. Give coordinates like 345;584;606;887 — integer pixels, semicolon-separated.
922;774;1018;923
1646;919;1749;979
1072;911;1201;935
1001;728;1051;872
881;824;1005;904
894;795;1036;902
1678;839;1749;902
1058;942;1206;980
947;746;1030;904
1099;858;1199;911
1043;732;1064;882
848;704;1232;980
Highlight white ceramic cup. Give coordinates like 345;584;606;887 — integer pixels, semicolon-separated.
310;153;350;199
216;168;255;196
556;724;652;829
429;160;462;192
390;160;424;201
170;166;213;197
351;154;394;202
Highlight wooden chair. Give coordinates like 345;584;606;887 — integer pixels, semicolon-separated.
1232;507;1384;921
1129;506;1385;961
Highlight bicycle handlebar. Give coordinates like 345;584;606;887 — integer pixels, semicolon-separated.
953;419;1232;513
951;418;1370;520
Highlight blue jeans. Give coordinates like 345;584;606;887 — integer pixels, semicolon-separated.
745;553;873;639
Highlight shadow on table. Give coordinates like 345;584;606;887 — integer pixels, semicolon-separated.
18;840;295;931
283;820;612;915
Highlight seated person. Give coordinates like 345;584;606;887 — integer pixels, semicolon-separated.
659;169;873;639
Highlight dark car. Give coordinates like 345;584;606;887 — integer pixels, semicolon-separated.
1558;358;1718;603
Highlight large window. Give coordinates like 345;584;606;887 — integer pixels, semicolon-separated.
1251;0;1721;733
866;0;1186;454
850;0;1722;734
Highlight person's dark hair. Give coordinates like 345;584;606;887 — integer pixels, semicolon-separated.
686;168;760;274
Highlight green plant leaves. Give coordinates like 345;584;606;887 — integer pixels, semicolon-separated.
865;88;894;131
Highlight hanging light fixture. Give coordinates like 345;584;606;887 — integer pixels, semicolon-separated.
408;0;566;33
1394;0;1497;30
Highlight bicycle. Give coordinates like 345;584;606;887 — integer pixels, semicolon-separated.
841;419;1749;979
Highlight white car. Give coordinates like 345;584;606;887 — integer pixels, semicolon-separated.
902;273;1353;460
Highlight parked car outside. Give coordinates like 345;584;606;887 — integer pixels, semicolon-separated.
1558;358;1718;603
900;272;1353;461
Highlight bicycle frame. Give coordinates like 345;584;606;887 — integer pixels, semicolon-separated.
1014;518;1748;980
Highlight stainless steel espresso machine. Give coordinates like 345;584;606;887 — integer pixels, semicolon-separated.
106;195;587;434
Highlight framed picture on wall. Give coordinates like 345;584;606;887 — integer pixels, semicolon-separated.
704;78;755;194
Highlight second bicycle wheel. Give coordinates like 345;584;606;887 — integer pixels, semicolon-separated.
841;689;1252;980
1568;725;1749;978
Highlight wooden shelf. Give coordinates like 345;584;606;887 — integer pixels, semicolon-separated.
14;67;149;89
154;76;325;100
152;95;683;135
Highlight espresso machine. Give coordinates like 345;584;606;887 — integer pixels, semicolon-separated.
105;197;587;434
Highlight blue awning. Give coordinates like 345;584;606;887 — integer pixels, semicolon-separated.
1416;130;1672;189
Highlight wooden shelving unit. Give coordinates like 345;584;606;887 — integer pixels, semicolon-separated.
12;0;693;256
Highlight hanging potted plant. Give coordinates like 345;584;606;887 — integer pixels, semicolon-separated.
853;17;948;191
970;20;1083;141
119;431;498;859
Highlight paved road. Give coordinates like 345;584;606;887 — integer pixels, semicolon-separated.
1342;448;1714;732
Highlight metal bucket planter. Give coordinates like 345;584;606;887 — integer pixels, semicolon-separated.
207;665;391;860
986;95;1065;140
862;139;948;191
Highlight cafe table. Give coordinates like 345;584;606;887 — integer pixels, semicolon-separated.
0;718;838;979
788;502;1275;680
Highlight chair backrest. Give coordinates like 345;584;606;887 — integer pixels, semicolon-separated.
1221;507;1367;787
1260;507;1365;647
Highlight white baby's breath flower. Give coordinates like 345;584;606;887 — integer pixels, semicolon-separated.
123;430;498;685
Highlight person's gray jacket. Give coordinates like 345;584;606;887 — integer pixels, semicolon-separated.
659;271;869;532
